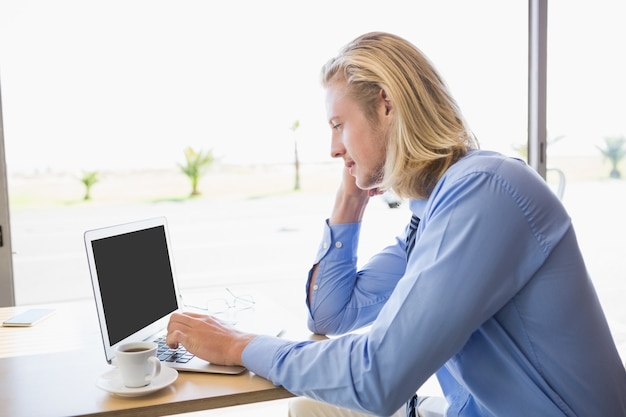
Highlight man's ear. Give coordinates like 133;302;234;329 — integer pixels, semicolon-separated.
380;89;392;116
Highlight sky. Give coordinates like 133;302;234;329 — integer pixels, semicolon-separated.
0;0;624;173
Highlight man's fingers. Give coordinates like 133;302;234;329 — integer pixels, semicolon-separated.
166;312;201;348
166;328;186;349
166;312;218;350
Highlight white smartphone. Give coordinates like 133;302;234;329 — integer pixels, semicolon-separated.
2;308;56;327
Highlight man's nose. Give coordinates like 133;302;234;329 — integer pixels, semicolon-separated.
330;135;345;158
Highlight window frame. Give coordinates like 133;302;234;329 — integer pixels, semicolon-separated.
0;80;15;307
528;0;548;179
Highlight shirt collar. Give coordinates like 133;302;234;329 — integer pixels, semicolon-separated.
408;198;427;220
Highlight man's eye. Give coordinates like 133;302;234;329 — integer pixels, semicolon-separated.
332;123;342;130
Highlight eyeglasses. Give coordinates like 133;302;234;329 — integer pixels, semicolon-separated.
205;288;255;314
183;288;256;323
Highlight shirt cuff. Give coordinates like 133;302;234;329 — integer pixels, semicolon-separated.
241;335;290;380
313;220;361;264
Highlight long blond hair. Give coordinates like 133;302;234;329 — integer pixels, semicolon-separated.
321;32;478;198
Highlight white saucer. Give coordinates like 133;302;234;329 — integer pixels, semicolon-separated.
96;366;178;397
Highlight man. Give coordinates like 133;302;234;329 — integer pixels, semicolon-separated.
167;32;626;416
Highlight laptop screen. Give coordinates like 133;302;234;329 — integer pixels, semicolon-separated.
91;224;179;345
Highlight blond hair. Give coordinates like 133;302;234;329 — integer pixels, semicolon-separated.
321;32;478;198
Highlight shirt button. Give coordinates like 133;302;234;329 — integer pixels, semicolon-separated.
335;241;343;248
313;285;319;291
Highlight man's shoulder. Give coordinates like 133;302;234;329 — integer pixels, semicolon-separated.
446;149;533;182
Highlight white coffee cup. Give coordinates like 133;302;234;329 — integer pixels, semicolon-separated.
115;342;161;388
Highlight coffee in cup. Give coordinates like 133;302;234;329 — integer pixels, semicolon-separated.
115;342;161;388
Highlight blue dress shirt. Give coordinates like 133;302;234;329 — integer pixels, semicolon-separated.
242;150;626;416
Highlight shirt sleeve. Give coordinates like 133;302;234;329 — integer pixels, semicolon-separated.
305;219;408;335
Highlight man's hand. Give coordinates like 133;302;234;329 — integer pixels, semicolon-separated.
330;165;383;224
166;312;256;367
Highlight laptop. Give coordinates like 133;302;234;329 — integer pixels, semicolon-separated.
84;216;276;374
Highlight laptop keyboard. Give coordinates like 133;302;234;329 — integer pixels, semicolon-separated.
154;336;195;363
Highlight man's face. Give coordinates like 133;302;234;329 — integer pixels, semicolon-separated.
325;81;390;190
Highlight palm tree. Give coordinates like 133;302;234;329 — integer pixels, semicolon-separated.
178;147;215;196
290;120;301;191
80;171;99;200
596;135;626;179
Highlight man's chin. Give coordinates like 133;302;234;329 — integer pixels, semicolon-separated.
356;173;384;191
356;179;383;192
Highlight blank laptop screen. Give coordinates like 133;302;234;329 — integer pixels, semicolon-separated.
91;225;179;345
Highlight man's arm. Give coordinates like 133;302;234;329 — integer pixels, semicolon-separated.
307;167;371;304
305;167;410;335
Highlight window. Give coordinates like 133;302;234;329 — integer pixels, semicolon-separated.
0;1;528;305
547;0;626;357
10;0;624;327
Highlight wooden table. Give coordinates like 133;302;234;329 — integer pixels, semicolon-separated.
0;300;296;417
